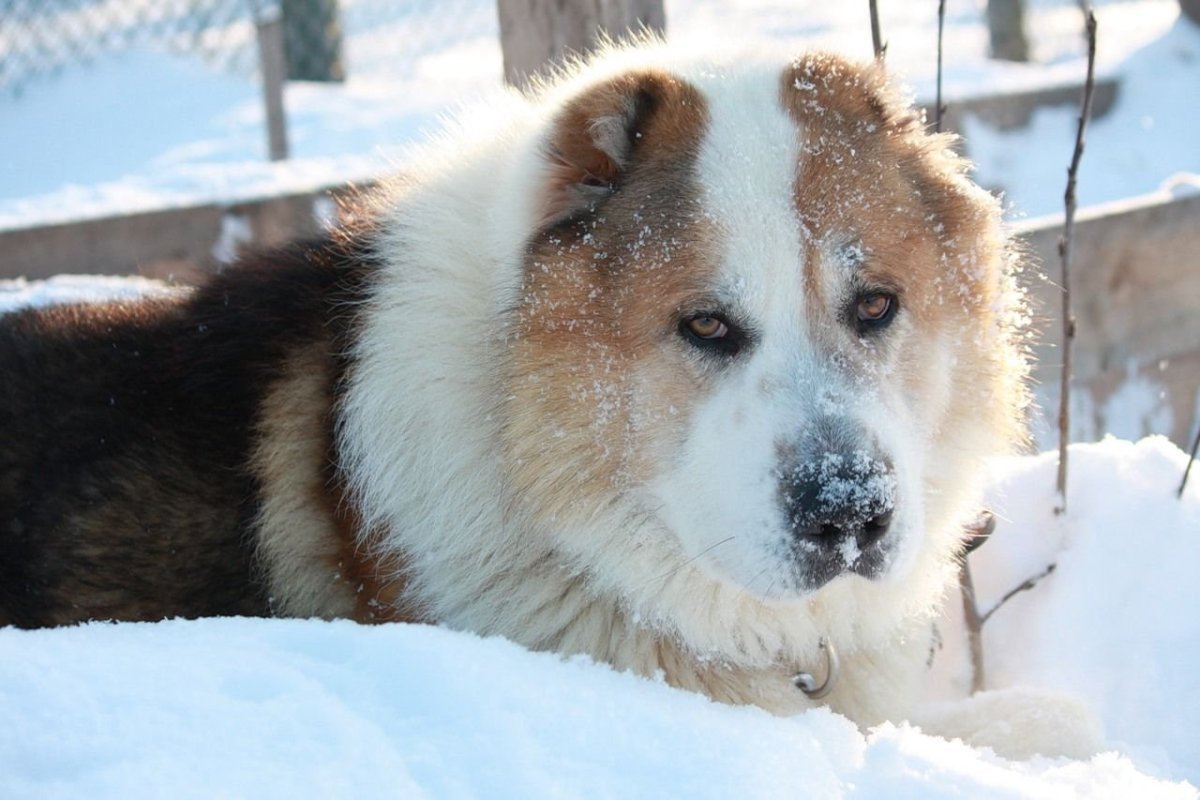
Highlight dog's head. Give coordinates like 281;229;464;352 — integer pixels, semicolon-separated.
503;49;1027;603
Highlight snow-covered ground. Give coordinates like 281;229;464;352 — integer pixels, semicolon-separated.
1;432;1197;798
0;274;187;308
1;0;1196;229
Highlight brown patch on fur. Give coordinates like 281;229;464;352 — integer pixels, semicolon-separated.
252;343;358;618
779;54;1025;453
542;70;710;224
779;54;1005;331
251;332;420;624
327;483;419;624
504;70;718;524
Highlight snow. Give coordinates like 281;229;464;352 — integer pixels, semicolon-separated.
0;434;1196;797
212;211;255;265
1;1;1196;228
972;438;1200;784
0;7;501;230
967;14;1200;216
0;274;184;310
0;618;1174;799
1097;363;1177;443
0;49;430;229
1027;360;1186;455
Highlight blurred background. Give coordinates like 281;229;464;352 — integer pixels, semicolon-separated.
0;0;1197;450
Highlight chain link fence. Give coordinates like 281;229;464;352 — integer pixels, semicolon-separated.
0;0;264;96
0;0;497;97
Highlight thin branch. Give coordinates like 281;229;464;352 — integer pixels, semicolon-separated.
1055;6;1098;513
935;0;947;133
869;0;886;60
980;563;1057;625
1179;424;1200;499
958;511;994;694
939;7;986;687
959;560;986;694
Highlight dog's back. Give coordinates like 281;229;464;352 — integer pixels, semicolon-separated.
0;238;370;628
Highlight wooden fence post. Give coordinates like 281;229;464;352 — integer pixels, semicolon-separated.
1181;0;1200;24
497;0;666;87
987;0;1030;62
256;17;290;162
281;0;345;82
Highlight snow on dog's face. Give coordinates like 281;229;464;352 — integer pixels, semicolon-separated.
504;53;1019;602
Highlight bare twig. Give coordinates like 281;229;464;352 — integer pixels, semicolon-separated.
1055;6;1098;513
959;560;986;694
935;0;947;133
980;563;1057;625
963;560;1057;695
1179;424;1200;498
869;0;886;60
958;511;995;694
936;1;989;694
948;2;1075;700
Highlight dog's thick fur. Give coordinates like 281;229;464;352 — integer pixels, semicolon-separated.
1;43;1030;730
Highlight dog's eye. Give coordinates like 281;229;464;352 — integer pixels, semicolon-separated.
857;294;892;321
680;313;745;357
686;316;727;340
580;173;611;189
854;292;898;332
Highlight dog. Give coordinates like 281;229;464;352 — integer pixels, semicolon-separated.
0;41;1030;733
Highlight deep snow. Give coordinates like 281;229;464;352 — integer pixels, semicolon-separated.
0;274;187;308
0;436;1196;798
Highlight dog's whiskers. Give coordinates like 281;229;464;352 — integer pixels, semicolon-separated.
744;564;774;597
643;535;735;589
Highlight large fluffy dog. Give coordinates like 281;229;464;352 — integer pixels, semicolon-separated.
1;43;1030;731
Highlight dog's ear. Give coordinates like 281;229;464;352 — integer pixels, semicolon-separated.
540;70;704;225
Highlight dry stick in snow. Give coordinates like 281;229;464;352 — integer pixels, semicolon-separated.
959;6;1096;694
1180;425;1200;499
959;522;989;695
933;0;992;695
935;0;947;133
960;516;1058;694
1055;6;1098;513
869;0;886;60
950;0;1082;694
963;558;1057;698
979;563;1057;626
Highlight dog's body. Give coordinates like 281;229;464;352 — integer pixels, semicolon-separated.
1;44;1031;729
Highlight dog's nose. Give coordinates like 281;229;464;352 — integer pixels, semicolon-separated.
792;505;894;549
781;451;896;551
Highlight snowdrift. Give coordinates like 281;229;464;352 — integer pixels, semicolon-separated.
1;434;1197;797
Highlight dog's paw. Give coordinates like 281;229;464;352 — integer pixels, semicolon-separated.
912;686;1104;761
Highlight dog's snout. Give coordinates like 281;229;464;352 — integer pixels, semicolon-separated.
781;450;897;552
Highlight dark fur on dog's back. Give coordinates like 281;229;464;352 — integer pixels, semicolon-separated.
0;237;374;628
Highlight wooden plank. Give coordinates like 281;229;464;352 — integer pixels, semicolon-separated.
1017;191;1200;446
497;0;665;87
0;187;358;284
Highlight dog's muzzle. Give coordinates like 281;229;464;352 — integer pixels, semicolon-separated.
779;437;898;591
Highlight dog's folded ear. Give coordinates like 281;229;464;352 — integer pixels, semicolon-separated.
540;70;705;225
